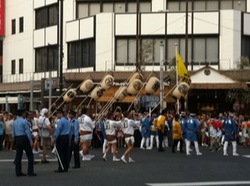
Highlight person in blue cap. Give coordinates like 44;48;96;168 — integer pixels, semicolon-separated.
185;113;202;155
13;109;37;176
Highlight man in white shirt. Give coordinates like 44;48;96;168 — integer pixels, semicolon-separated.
38;108;53;163
103;111;123;162
121;111;141;163
78;107;95;161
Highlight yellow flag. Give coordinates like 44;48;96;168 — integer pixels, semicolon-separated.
176;52;191;84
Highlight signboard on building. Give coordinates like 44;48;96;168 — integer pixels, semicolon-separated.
141;96;160;108
0;0;4;37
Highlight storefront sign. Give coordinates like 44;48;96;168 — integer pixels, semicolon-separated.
0;0;4;37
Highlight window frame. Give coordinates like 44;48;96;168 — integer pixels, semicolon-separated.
11;60;16;75
19;58;24;74
35;45;58;72
11;19;16;35
35;3;58;30
19;17;24;33
67;39;95;69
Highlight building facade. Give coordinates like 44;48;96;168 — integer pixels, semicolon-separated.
1;0;250;113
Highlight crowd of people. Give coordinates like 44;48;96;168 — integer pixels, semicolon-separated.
0;106;249;177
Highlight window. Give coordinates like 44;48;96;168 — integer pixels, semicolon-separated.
114;3;125;13
19;59;23;74
220;0;233;9
116;39;137;65
116;38;162;65
35;4;58;29
233;0;245;11
77;3;88;19
11;60;15;74
35;45;58;72
19;17;24;33
242;36;250;57
193;37;219;65
68;39;95;69
193;1;206;11
89;3;100;16
48;5;58;26
206;1;219;10
76;1;151;18
11;19;16;35
166;0;246;11
103;3;113;12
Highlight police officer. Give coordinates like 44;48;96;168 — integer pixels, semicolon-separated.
13;109;37;176
68;110;80;169
53;109;71;173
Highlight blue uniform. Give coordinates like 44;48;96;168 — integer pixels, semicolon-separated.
180;117;187;139
0;121;3;135
54;116;71;172
185;116;200;142
223;116;238;142
54;117;71;141
69;117;80;168
70;118;79;142
13;115;35;176
141;117;151;138
0;121;4;151
13;117;33;144
99;119;107;139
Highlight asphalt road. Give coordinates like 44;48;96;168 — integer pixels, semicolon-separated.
0;145;250;186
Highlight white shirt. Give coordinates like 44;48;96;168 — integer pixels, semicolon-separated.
38;116;51;137
122;118;140;135
209;125;217;138
78;114;94;132
5;119;14;135
104;119;122;136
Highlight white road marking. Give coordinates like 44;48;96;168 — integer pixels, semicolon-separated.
242;155;250;158
146;181;250;186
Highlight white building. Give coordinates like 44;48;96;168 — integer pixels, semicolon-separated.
1;0;250;112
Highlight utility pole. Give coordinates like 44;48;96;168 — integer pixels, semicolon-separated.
30;76;34;111
58;0;64;93
185;0;189;67
136;0;141;71
49;71;52;112
159;41;164;113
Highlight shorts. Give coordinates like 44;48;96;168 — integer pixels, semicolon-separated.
32;132;39;139
107;139;117;144
42;137;51;148
80;134;92;142
5;134;13;142
117;132;124;138
125;136;135;144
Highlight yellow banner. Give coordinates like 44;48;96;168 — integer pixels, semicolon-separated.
176;52;191;84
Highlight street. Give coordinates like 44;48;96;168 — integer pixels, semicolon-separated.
0;145;250;186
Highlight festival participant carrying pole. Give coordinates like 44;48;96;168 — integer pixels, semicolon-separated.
93;71;138;122
127;71;154;111
151;79;183;113
48;83;73;111
173;43;191;113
